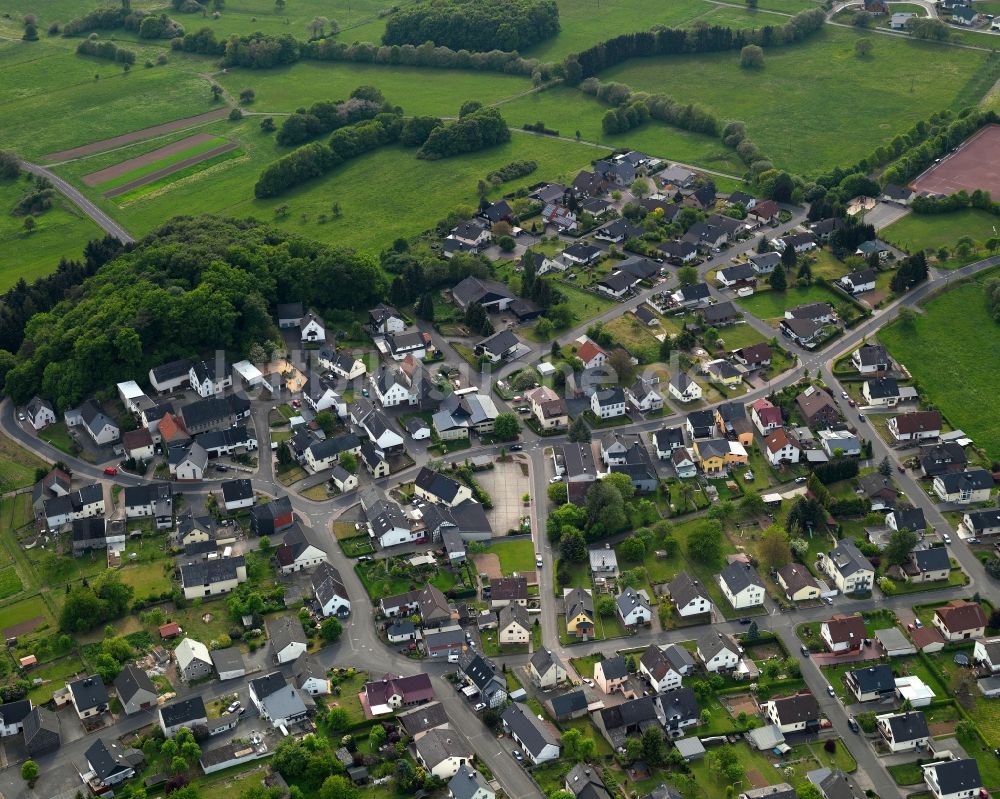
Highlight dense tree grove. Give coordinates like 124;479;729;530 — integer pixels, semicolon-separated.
381;0;560;53
76;37;137;63
63;6;182;37
276;90;391;147
486;159;537;184
255;112;404;197
417;106;510;159
303;37;540;75
3;217;388;408
400;116;444;147
563;8;824;81
59;572;134;633
221;32;301;68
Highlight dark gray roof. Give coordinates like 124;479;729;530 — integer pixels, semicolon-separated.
210;647;245;674
593;386;625;407
450;765;491;799
865;376;899;399
309;433;362;461
151;358;193;383
113;665;156;704
616;586;650;618
965;508;1000;532
657;687;701;726
826;539;873;578
0;699;31;726
550;690;588;718
22;706;59;748
884;710;929;742
914;547;950;573
678;282;711;302
86;738;138;780
769;692;819;725
597;655;628;680
452;276;512;308
180;555;245;588
267;614;306;654
159;696;206;728
396;701;448;736
891;506;925;532
292;652;326;686
930;759;981;794
69;675;108;711
249;671;287;701
277;302;304;319
848;664;894;694
415;467;464;504
936;469;993;492
720;561;764;593
502;702;558;755
566;763;612;799
415;727;467;769
312;561;348;606
221;479;253;503
697;631;740;662
598;695;658;730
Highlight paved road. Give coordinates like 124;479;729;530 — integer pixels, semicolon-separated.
19;160;135;244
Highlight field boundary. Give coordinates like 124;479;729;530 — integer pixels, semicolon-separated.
43;108;231;162
103;143;240;198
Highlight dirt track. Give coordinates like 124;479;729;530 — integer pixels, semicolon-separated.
103;142;239;198
82;133;218;186
44;108;231;162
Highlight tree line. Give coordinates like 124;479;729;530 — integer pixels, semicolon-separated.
563;8;825;82
417;106;510;160
381;0;560;53
275;87;393;147
2;216;388;409
255;111;404;197
221;31;300;68
581;78;720;137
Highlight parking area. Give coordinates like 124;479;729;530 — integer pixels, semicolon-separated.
476;458;531;536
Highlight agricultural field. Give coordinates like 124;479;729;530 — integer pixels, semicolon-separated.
879;271;1000;458
604;26;989;175
881;208;1000;260
54;116;604;255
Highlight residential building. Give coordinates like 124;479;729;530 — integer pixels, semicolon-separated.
174;638;213;682
973;638;1000;672
528;649;567;689
777;564;821;602
852;343;891;374
210;647;246;681
293;653;330;696
821;614;866;653
657;687;702;737
414;727;471;780
362;674;435;716
667;572;711;617
819;540;874;594
653;427;685;459
498;604;531;646
639;644;685;692
617;587;652;627
179;555;247;600
22;706;60;756
933;470;993;504
564;587;595;639
669;371;703;403
846;664;895;703
764;428;800;466
502;703;560;764
933;600;987;641
718;561;765;609
159;697;207;738
591;387;627;419
249;672;309;728
114;665;157;716
797;387;840;427
734;342;772;370
763;692;820;734
189;359;232;398
750;398;783;435
922;759;982;799
220;479;254;511
268;615;308;664
459;653;508;708
449;765;494;799
594;656;628;695
313;562;351;618
275;525;327;575
863;377;902;407
490;576;528;609
85;739;142;788
696;631;741;673
68;675;109;719
962;508;1000;538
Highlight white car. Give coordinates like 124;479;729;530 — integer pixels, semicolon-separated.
841;391;849;400
474;702;487;712
536;556;544;568
549;476;562;484
942;534;952;544
584;678;595;687
226;701;241;714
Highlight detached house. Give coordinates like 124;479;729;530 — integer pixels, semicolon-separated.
159;697;207;738
414;727;471;780
68;675;109;719
617;587;652;627
847;664;896;702
718;561;765;609
819;540;874;594
763;692;820;734
750;398;783;435
863;377;902;407
777;564;821;603
877;711;930;752
459;653;508;708
313;562;351;618
528;649;567;689
189;359;231;398
933;600;987;641
922;759;982;799
299;312;325;342
933;469;993;504
821;614;866;653
852;343;891;374
669;371;703;403
502;703;560;765
963;508;1000;538
667;572;711;617
26;396;56;430
696;631;741;673
973;638;1000;672
889;411;942;443
275;525;327;574
764;428;800;466
840;269;877;294
369;303;406;335
114;665;157;716
73;400;120;446
249;671;308;729
640;643;694;693
591;387;627;420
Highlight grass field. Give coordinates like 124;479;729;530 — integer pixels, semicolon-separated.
0;175;102;291
114;145;245;203
0;568;24;600
0;594;53;634
0;435;47;491
881;209;1000;255
604;26;988;175
879;272;1000;458
216;61;531;118
735;283;844;320
497;87;745;174
57;116;604;255
0;40;217;160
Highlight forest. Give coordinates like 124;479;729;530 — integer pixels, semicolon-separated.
2;216;392;410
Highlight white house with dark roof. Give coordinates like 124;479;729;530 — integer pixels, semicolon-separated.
877;710;929;752
616;587;652;627
922;759;982;799
667;572;711;617
669;371;702;403
114;665;157;716
763;692;820;733
267;615;308;664
819;540;874;594
528;649;566;689
591;387;626;419
159;696;207;738
696;631;741;673
313;562;350;617
718;561;765;609
25;396;56;430
502;703;560;764
299;312;325;342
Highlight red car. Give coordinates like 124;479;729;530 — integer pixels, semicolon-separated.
103;467;118;476
848;399;856;407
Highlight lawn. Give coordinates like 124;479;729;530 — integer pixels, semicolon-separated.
881;209;1000;258
0;175;103;291
878;273;1000;458
604;313;663;363
736;283;847;321
36;421;76;457
27;654;87;705
604;26;989;175
484;539;536;574
0;594;54;636
59;116;605;257
497;86;745;174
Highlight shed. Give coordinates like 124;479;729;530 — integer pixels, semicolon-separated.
674;737;705;761
875;628;916;657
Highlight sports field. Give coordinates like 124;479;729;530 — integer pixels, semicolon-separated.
911;125;1000;197
604;26;988;175
879;271;1000;457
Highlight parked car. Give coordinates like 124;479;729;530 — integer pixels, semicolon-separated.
474;703;487;712
583;678;595;687
509;444;523;451
738;617;751;625
512;749;524;762
103;467;118;476
17;413;25;422
800;644;810;656
536;556;543;567
942;534;952;544
848;717;859;733
848;399;856;407
226;701;241;714
841;391;849;400
858;414;866;422
549;476;562;484
826;685;836;698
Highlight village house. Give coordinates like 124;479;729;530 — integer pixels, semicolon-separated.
819;540;874;594
718;561;765;609
846;664;896;703
933;600;987;641
696;631;741;673
777;564;821;603
763;692;820;734
667;572;711;617
821;614;867;653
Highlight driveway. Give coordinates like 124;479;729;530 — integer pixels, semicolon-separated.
476;458;531;536
865;202;910;232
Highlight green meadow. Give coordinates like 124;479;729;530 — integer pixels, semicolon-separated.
604;25;988;175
